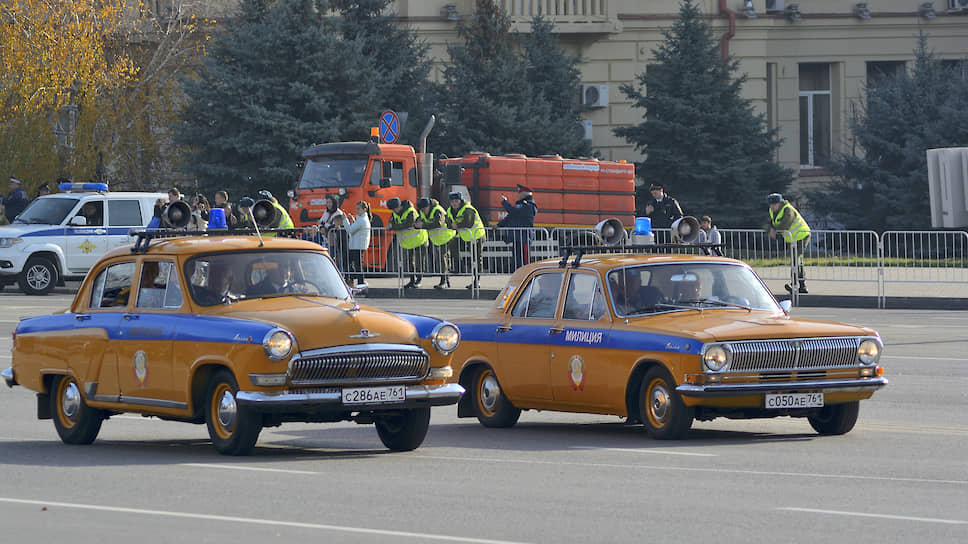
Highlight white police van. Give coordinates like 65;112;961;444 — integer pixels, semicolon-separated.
0;183;167;295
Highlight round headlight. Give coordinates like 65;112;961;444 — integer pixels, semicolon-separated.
703;345;729;372
858;339;880;365
263;330;293;360
431;322;460;355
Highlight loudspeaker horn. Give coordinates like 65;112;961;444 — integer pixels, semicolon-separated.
162;200;192;228
671;216;701;244
594;217;627;246
251;199;278;228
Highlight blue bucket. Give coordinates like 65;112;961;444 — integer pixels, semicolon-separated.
633;217;652;235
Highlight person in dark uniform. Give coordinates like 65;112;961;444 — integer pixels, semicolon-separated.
498;184;538;271
2;176;29;222
642;182;683;231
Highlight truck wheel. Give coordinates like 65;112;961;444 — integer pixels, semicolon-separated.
204;369;262;455
51;375;104;445
376;407;431;451
639;367;693;440
471;367;521;428
18;257;58;295
808;401;859;435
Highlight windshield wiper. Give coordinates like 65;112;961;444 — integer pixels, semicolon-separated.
693;298;752;312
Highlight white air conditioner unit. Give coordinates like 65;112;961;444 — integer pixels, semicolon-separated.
949;0;968;11
582;84;609;108
766;0;785;12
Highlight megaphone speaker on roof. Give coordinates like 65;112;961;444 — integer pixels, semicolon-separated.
251;199;278;228
594;218;627;246
671;216;701;244
162;200;192;228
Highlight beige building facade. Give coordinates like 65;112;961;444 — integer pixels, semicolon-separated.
390;0;968;191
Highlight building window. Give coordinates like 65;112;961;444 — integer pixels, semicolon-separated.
866;61;906;87
941;59;968;81
799;63;831;169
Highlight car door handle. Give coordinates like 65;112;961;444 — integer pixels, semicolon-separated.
75;314;92;321
123;314;139;320
94;229;107;234
497;325;511;333
549;327;565;334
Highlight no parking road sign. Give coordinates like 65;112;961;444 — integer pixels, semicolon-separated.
379;110;400;144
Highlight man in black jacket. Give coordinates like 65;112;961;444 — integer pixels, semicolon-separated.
2;176;29;222
498;184;538;271
642;182;683;231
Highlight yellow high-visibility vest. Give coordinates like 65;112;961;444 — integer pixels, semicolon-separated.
419;204;455;246
770;202;810;243
392;207;428;249
446;203;485;241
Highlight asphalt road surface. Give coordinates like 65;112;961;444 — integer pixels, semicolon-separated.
0;293;966;543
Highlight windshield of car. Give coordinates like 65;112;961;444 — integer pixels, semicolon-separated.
13;196;80;225
298;156;368;189
607;262;779;316
186;250;349;306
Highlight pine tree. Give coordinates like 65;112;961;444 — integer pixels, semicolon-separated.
614;0;791;227
178;0;381;199
807;35;968;231
330;0;437;144
436;0;561;158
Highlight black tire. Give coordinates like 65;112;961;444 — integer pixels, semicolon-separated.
18;257;57;295
471;367;521;428
376;407;431;451
808;401;860;435
639;367;693;440
51;375;104;445
204;369;262;455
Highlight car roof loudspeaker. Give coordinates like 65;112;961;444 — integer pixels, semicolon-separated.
162;200;192;228
251;199;279;228
594;217;627;246
671;216;701;244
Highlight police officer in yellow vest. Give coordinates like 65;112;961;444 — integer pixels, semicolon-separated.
416;197;455;290
258;189;295;234
446;192;485;289
766;193;811;294
388;197;428;289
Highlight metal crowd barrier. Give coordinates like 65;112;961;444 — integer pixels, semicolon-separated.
329;225;968;306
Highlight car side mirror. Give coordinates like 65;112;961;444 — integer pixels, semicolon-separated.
779;299;792;314
379;178;391;189
70;216;87;226
351;284;368;297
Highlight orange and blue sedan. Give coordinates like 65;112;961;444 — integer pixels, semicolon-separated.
3;233;463;455
450;252;887;439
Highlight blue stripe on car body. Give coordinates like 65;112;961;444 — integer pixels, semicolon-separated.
457;322;700;355
17;312;272;344
392;312;442;339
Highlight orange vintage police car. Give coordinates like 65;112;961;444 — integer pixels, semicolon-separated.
2;230;462;455
450;248;887;439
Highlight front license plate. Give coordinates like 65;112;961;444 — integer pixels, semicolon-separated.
341;385;406;405
765;392;824;409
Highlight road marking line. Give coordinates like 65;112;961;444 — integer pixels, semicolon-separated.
779;507;967;525
421;456;968;485
571;446;716;457
180;463;320;475
0;497;531;544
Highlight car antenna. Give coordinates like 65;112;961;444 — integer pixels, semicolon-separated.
248;209;265;247
558;248;572;268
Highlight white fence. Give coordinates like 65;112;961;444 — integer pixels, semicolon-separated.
329;226;968;306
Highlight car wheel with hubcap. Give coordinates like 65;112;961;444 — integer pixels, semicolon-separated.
51;375;104;445
375;407;431;451
639;367;693;440
471;367;521;428
204;369;262;455
18;257;57;295
808;401;859;435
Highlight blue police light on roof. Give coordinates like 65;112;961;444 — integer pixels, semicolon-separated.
58;182;109;192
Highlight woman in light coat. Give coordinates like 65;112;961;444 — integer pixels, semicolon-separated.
344;201;371;286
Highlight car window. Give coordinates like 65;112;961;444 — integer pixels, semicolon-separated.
89;261;135;309
74;199;104;227
13;197;79;225
563;273;606;321
510;272;563;319
108;199;144;226
136;261;182;310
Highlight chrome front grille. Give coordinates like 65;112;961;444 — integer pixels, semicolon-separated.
289;344;430;386
726;337;859;373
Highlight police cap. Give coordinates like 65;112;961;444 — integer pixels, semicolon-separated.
767;193;783;204
448;192;463;201
416;197;431;210
239;197;255;208
386;197;401;210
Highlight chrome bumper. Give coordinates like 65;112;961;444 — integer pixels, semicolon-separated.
2;367;15;388
677;376;888;397
236;383;464;411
